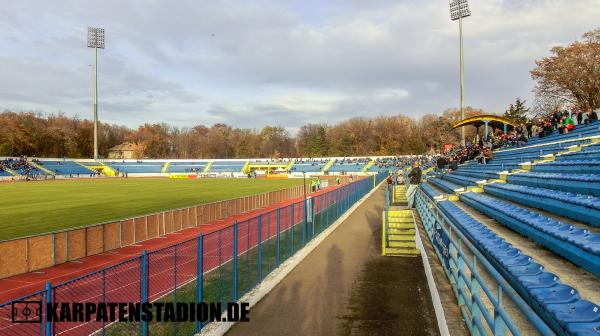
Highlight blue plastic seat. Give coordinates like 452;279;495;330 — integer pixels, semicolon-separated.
546;300;600;324
518;272;560;289
529;284;580;305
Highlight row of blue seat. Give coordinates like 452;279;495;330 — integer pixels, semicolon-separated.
484;183;600;228
556;149;600;161
420;183;442;199
508;172;600;197
461;162;521;172
494;140;588;159
451;168;500;180
528;122;600;145
427;177;463;194
441;173;481;187
327;162;367;172
460;192;600;276
533;160;600;175
436;200;600;335
39;161;93;175
108;163;163;173
208;161;246;172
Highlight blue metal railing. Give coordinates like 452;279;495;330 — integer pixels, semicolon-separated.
415;188;553;335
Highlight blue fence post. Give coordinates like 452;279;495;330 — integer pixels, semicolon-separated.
195;234;203;333
101;270;106;336
257;215;263;281
302;197;307;247
276;209;281;266
45;282;52;336
311;196;315;237
232;222;239;302
291;204;295;254
141;250;148;336
494;287;507;335
173;244;178;336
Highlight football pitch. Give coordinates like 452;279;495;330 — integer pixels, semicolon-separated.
0;178;304;241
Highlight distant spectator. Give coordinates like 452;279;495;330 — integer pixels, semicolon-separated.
552;107;562;129
436;156;447;171
585;108;598;125
516;133;528;147
406;161;422;208
558;115;575;134
448;157;458;171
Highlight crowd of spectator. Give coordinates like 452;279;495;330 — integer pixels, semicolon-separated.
0;156;41;176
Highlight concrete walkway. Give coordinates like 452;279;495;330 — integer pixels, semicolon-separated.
227;186;440;336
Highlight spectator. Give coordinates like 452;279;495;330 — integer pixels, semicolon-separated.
585;108;598;125
552;107;562;129
558;115;575;134
406;161;422;208
436;156;447;171
516;133;528;147
448;157;458;171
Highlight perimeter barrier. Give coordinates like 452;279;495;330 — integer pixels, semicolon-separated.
0;173;386;336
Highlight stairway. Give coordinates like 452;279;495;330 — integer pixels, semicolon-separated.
0;164;18;176
161;161;170;173
321;159;335;172
203;161;213;173
361;159;375;172
382;207;420;256
29;161;55;175
392;184;408;205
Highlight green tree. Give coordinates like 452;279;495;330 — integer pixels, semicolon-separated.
504;97;529;123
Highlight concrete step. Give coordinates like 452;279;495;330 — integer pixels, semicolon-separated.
385;247;420;256
388;229;416;239
388;241;416;248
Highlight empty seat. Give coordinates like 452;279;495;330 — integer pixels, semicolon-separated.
460;192;600;277
484;183;600;227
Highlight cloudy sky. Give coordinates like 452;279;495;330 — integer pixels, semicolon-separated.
1;0;599;132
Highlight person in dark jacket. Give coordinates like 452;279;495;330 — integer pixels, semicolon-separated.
407;161;422;208
585;108;598;125
436;156;447;171
448;157;458;171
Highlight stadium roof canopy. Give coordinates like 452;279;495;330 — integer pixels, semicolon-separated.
452;114;517;130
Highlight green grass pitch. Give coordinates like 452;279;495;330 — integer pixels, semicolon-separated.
0;178;304;241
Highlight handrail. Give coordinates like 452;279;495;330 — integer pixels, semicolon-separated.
415;188;554;335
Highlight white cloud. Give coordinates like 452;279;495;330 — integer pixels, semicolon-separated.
0;0;598;129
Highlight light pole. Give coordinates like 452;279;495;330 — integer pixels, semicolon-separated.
449;0;471;146
87;27;105;160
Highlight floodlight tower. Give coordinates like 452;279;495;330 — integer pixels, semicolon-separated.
87;27;105;160
449;0;471;146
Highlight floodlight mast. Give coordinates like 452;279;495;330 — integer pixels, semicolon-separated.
87;27;105;160
449;0;470;146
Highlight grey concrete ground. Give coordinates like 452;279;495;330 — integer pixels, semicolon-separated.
227;186;441;336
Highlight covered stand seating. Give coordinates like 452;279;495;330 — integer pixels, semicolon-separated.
453;115;517;141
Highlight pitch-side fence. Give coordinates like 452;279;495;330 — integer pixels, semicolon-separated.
0;173;386;336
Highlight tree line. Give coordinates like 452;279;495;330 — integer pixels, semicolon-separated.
0;108;486;159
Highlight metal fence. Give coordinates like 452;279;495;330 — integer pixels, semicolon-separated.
0;173;385;336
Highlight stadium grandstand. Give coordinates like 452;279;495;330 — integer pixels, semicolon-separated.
0;156;411;179
414;117;600;336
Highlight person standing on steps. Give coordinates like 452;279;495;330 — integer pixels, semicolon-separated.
407;161;422;208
